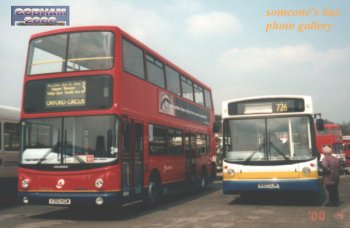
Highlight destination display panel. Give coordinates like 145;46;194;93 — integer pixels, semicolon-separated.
24;75;113;113
45;80;86;108
228;98;305;115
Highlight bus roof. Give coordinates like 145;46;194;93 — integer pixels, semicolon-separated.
0;105;20;121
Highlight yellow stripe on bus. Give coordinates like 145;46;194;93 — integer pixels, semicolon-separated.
31;56;113;66
223;171;318;180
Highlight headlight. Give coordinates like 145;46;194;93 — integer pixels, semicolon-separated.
23;196;29;204
227;168;235;176
302;167;311;175
21;179;30;189
95;178;104;189
95;197;104;205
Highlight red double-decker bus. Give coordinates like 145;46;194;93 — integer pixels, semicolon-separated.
18;26;215;207
343;136;350;169
315;123;345;173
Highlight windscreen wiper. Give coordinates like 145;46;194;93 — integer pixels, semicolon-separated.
245;142;265;163
270;142;290;161
63;130;85;164
72;154;86;163
37;149;54;164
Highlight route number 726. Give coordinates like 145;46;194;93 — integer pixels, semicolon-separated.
276;103;288;112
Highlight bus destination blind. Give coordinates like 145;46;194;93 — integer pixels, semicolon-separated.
228;98;305;115
45;80;86;108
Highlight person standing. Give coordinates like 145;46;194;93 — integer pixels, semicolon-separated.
321;145;340;207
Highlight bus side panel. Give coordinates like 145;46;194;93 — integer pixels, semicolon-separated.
0;152;19;178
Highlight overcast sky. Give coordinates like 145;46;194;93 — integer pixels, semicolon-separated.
1;0;349;123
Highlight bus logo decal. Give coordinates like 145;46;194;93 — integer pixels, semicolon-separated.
159;93;175;115
56;179;65;189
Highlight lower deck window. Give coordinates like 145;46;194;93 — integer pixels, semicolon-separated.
149;125;167;154
4;122;20;151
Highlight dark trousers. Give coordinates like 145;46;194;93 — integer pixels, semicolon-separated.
326;184;339;204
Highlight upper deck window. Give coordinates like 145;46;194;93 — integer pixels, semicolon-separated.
204;89;213;109
181;76;194;101
317;128;330;135
194;83;204;106
165;66;181;96
332;128;342;136
27;31;114;75
122;39;145;79
146;54;165;88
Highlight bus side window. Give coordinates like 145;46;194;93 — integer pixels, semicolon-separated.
165;66;181;96
204;89;213;109
168;128;182;155
146;54;165;88
196;134;207;156
122;39;145;79
194;83;204;106
4;122;20;151
149;124;167;155
181;76;194;101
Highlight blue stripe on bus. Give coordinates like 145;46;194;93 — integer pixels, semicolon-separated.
223;178;321;194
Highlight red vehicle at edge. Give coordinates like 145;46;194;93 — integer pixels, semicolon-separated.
315;123;345;174
18;26;216;207
343;136;350;168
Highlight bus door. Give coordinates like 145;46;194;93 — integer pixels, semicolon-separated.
122;119;144;199
184;133;196;184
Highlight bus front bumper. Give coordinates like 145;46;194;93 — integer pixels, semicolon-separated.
223;178;321;194
18;191;121;206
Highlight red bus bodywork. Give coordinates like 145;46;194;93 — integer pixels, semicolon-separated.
18;26;216;207
315;123;345;172
343;136;350;167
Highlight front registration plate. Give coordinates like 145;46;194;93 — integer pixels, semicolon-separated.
48;198;71;205
257;183;280;189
